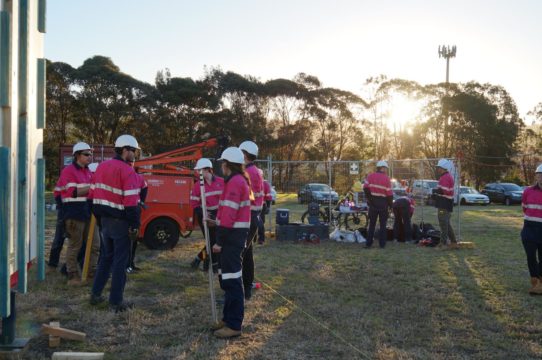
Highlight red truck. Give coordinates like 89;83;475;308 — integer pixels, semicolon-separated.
60;138;225;250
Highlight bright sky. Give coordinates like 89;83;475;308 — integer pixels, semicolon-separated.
46;0;542;119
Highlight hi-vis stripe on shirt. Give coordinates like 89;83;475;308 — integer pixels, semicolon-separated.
221;200;240;210
64;182;91;189
524;215;542;222
524;204;542;210
439;185;454;191
370;184;392;191
93;198;125;210
92;183;140;196
62;197;88;203
233;221;250;228
220;199;250;210
216;220;250;228
221;270;242;280
205;190;223;197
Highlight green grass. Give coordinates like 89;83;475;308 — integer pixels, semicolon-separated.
16;194;542;359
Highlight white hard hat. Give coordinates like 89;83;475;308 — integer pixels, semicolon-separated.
239;140;259;156
218;147;245;164
536;164;542;173
72;142;92;155
376;160;388;168
194;158;213;170
88;163;99;172
437;158;449;170
115;134;140;149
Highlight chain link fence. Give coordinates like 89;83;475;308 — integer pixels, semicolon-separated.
256;157;475;244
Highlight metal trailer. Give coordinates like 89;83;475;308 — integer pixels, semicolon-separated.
134;138;225;250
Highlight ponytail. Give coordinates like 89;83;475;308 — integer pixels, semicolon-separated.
226;162;251;187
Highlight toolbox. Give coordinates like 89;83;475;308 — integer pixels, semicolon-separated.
275;223;329;241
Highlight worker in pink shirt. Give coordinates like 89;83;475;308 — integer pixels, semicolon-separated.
211;147;251;338
189;158;224;272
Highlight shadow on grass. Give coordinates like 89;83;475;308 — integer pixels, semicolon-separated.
15;204;542;359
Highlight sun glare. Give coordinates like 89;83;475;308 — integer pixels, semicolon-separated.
387;95;423;130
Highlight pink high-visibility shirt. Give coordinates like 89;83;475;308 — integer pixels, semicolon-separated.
190;176;225;211
437;172;455;200
523;185;542;223
363;172;393;197
216;174;251;229
246;163;264;211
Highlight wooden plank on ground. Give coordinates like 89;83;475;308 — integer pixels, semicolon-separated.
49;321;61;348
51;352;104;360
41;324;86;341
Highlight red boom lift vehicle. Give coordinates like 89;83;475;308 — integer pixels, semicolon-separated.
133;137;226;249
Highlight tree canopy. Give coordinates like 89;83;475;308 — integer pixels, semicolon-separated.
45;56;537;188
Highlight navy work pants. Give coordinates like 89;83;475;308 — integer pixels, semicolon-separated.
48;207;65;267
257;204;268;243
367;206;389;248
218;228;248;331
521;222;542;278
393;205;412;242
242;210;260;296
91;217;131;305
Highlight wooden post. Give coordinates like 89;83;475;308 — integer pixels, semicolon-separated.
81;216;96;282
48;321;60;348
41;324;86;341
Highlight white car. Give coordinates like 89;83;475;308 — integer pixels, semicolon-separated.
411;179;438;202
270;186;277;204
458;186;489;205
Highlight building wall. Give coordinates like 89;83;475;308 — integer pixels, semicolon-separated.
0;0;45;310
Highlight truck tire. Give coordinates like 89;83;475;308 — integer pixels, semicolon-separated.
144;217;180;250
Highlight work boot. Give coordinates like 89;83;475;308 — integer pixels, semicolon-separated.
529;278;542;295
110;301;135;313
214;326;241;338
90;294;105;305
67;272;81;286
190;257;201;269
210;320;225;331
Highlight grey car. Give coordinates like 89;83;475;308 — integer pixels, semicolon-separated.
297;183;339;204
481;183;523;205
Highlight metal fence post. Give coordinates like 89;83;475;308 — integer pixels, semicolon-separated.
16;0;30;294
420;160;425;223
37;158;45;281
328;159;332;213
267;155;273;232
0;147;11;317
457;158;462;242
